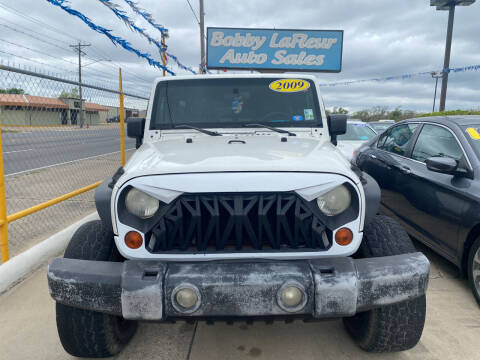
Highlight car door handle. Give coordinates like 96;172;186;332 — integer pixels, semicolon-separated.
394;165;411;174
369;154;377;159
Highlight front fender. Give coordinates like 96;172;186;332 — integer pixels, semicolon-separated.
95;178;113;231
361;172;381;225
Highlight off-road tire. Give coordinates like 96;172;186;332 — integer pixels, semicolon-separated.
343;215;426;352
55;220;138;358
467;236;480;306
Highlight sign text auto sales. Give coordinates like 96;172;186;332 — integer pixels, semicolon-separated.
207;28;343;72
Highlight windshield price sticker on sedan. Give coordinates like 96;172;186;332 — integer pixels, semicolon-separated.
466;127;480;140
207;27;343;72
269;79;310;93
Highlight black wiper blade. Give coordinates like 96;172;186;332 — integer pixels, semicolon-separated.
174;124;222;136
245;123;296;136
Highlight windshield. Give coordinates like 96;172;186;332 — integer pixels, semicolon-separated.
338;123;376;141
369;123;392;133
461;125;480;159
150;78;322;130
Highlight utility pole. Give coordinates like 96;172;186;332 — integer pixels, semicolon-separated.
161;31;169;77
70;42;91;127
439;4;455;112
199;0;205;74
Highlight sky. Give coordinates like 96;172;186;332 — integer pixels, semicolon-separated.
0;0;479;113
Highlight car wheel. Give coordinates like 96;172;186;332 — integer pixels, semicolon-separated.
55;220;138;358
468;237;480;306
343;215;426;352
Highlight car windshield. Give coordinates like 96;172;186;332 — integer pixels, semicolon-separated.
338;123;377;141
149;78;322;130
461;125;480;159
369;123;392;133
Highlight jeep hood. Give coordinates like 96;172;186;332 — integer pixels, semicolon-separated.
123;135;356;181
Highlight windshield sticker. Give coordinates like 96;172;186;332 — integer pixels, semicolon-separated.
269;79;310;93
232;96;243;114
304;109;314;120
292;115;304;122
466;127;480;140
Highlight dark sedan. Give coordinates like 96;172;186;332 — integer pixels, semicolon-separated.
353;116;480;305
368;120;395;134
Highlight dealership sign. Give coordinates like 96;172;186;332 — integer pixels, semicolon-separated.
207;27;343;72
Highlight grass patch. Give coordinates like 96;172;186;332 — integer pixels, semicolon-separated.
417;110;480;117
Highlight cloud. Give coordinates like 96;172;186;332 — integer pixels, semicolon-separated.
0;0;478;111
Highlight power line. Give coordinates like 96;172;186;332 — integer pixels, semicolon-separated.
0;18;149;83
0;1;155;84
0;20;72;53
0;2;78;44
185;0;200;24
0;38;77;66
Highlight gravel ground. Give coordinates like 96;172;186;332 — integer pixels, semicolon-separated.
4;149;133;257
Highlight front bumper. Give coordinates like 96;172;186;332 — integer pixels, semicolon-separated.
47;253;429;320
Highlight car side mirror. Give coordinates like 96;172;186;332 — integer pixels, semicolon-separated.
327;114;347;146
127;117;145;149
426;156;458;175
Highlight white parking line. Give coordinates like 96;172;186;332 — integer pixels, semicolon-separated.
5;147;135;177
4;149;34;154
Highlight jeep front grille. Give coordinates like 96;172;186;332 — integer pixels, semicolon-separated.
145;193;332;253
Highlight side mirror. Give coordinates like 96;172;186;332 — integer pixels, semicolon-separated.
127;117;145;149
327;114;347;146
426;156;458;175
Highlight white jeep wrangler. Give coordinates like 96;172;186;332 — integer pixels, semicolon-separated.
48;74;429;358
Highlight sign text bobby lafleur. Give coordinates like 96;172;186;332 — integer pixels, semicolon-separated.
207;28;343;72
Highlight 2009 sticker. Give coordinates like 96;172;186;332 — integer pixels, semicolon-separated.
269;79;310;93
466;127;480;140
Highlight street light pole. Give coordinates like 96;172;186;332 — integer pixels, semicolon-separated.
199;0;205;74
431;1;476;112
431;71;443;112
439;4;455;111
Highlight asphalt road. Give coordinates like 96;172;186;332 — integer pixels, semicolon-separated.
3;126;136;175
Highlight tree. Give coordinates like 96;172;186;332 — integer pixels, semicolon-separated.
333;106;349;114
58;88;80;98
0;88;25;94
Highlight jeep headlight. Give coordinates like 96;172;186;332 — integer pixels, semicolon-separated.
125;188;159;219
316;185;351;216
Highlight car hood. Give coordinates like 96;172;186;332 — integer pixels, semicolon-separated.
337;140;366;161
121;135;357;183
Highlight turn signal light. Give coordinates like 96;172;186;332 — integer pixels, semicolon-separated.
125;231;143;249
335;228;353;246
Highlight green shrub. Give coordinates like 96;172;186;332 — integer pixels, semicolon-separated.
417;110;480;117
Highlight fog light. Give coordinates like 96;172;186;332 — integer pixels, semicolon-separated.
281;286;303;307
172;285;201;313
176;288;198;309
277;282;307;312
125;231;143;249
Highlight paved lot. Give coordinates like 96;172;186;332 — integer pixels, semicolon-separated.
0;242;478;360
3;125;135;175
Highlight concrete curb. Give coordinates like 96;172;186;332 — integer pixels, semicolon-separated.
0;212;99;294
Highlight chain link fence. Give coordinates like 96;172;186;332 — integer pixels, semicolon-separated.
0;64;148;260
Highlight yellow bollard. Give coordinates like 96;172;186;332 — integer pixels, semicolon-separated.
0;127;9;263
119;68;126;166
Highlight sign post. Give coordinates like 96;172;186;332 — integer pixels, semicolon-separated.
207;28;343;73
